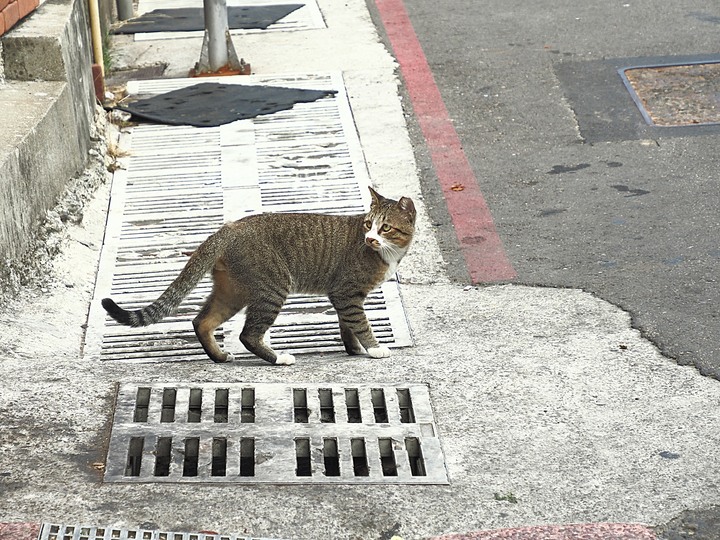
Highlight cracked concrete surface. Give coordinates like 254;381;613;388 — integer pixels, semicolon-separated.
2;0;720;538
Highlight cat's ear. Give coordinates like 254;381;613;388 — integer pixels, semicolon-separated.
398;196;416;218
368;186;383;206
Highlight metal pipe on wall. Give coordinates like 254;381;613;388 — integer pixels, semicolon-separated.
87;0;104;77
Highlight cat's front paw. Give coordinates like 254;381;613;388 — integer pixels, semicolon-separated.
213;352;234;363
275;353;296;366
368;346;391;359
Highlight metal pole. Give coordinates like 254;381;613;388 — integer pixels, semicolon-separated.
193;0;245;75
204;0;229;72
116;0;133;21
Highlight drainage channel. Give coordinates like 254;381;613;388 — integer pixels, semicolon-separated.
39;523;279;540
133;0;326;41
104;382;448;484
86;73;412;363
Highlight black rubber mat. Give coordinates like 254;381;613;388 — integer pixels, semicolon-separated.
112;5;304;34
116;82;338;127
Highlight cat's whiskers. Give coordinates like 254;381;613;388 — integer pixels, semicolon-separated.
358;238;372;251
379;241;404;264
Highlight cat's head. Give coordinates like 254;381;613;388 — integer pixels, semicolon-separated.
363;187;417;257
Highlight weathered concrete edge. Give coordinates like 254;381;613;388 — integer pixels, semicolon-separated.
0;0;97;283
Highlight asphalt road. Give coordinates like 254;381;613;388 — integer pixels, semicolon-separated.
370;0;720;380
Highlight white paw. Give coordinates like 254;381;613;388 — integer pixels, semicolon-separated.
275;353;296;366
225;353;235;362
368;346;391;359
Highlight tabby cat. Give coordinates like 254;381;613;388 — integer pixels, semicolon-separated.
102;187;416;365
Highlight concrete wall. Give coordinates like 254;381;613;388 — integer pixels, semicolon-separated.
0;0;97;268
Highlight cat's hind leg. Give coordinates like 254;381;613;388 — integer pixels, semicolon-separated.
193;264;244;363
193;293;242;363
240;288;294;365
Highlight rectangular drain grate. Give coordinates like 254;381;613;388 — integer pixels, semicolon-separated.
133;0;326;41
85;73;413;363
104;382;448;484
39;523;278;540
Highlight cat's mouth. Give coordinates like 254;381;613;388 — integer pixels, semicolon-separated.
365;238;381;251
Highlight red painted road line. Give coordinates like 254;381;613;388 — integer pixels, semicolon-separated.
374;0;517;283
430;522;657;539
0;522;41;540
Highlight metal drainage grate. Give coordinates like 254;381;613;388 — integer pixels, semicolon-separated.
39;523;277;540
104;382;448;484
133;0;326;41
85;73;413;363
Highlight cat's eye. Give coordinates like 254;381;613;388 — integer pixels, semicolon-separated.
363;220;372;230
380;224;392;233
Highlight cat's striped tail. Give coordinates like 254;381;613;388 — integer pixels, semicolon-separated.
101;224;232;327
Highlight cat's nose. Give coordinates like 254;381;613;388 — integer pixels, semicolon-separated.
365;237;379;248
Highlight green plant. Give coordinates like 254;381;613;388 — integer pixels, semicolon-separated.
494;492;518;504
102;29;115;74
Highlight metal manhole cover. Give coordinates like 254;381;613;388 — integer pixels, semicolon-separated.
620;62;720;126
39;523;279;540
85;73;413;363
104;382;449;484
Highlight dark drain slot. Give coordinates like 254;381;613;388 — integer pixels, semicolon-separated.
295;438;312;476
405;437;426;476
125;437;144;476
240;438;255;477
345;388;362;423
154;437;172;477
371;388;389;423
319;388;335;423
379;438;398;476
212;438;227;476
241;388;255;423
214;389;229;423
133;387;150;422
323;438;340;476
294;388;309;423
397;388;416;423
188;388;202;423
161;388;176;423
351;438;369;476
183;438;199;476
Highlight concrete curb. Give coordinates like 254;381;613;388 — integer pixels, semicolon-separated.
0;0;96;275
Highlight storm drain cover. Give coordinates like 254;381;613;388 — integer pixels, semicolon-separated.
112;5;304;34
620;61;720;126
115;83;338;127
133;0;325;41
85;73;413;363
39;523;278;540
104;382;448;484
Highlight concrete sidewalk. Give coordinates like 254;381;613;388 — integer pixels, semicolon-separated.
1;0;720;539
